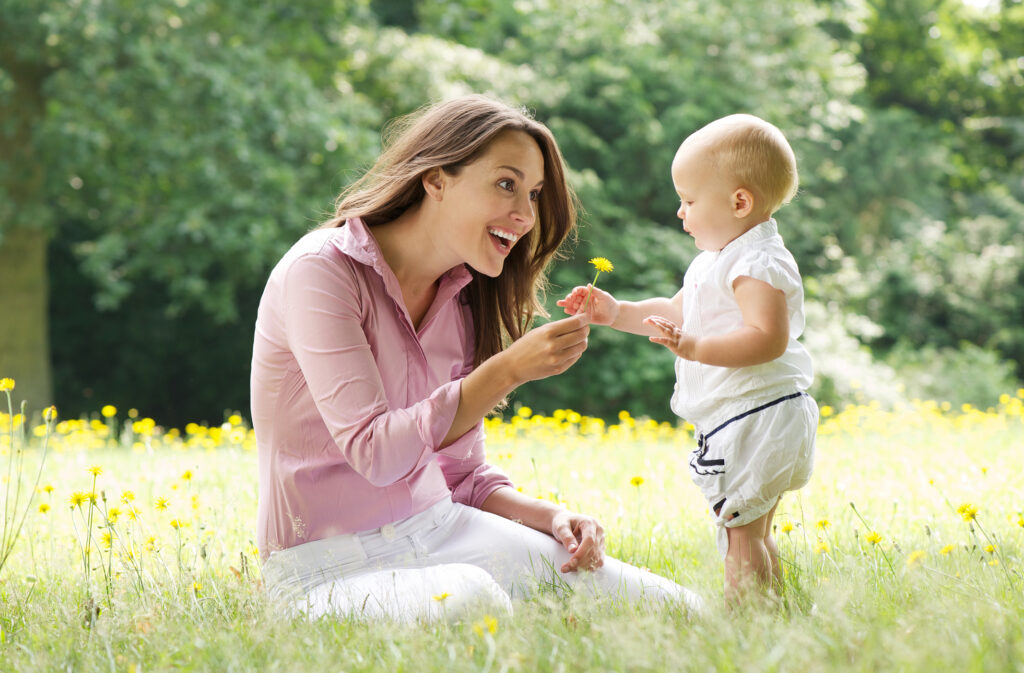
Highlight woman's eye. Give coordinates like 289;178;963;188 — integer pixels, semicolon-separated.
498;179;514;192
529;189;540;201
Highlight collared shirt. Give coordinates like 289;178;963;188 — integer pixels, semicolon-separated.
670;219;814;428
251;218;512;559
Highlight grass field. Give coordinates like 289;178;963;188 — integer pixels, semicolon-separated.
1;390;1022;672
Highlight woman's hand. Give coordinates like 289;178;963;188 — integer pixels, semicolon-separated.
556;284;619;326
503;313;590;385
551;509;606;572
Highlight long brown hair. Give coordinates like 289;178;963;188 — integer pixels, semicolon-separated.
322;95;578;365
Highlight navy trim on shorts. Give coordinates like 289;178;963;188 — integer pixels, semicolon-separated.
689;392;807;476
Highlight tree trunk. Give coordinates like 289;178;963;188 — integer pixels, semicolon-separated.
0;227;52;413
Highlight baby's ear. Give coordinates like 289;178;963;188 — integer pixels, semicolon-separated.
731;188;755;218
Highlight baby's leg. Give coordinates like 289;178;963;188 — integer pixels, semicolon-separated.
763;498;782;590
724;510;773;603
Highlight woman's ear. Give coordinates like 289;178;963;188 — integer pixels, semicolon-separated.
422;168;446;201
732;188;755;218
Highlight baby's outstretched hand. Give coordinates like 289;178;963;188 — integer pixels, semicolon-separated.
556;284;618;325
645;316;698;360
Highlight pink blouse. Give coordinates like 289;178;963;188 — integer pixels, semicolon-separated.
251;218;513;558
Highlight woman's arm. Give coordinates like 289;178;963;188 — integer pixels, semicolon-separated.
480;487;606;573
441;313;590;446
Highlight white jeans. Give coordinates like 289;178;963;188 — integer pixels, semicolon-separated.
262;498;703;622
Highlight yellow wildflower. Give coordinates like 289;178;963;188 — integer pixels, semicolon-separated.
42;406;57;422
940;544;955;555
181;470;193;481
170;519;182;529
154;496;169;511
38;503;50;514
43;485;54;494
956;503;978;522
816;519;831;530
865;531;882;545
121;490;135;504
517;406;532;418
101;405;117;418
228;414;242;426
814;541;829;555
907;550;927;567
88;465;103;477
69;492;87;508
780;520;794;534
589;257;614;274
0;378;14;392
433;592;450;602
484;615;498;634
984;544;995;553
107;507;121;523
989;559;999;567
101;532;113;549
193;582;202;595
630;476;644;487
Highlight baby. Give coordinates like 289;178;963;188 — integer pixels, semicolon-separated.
559;114;817;601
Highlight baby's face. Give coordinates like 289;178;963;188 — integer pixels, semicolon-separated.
671;147;753;252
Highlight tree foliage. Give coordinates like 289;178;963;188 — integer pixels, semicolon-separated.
1;0;1020;422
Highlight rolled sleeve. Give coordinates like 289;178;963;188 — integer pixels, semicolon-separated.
436;422;514;508
282;253;460;487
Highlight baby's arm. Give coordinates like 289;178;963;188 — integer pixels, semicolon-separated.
646;276;788;366
558;286;683;336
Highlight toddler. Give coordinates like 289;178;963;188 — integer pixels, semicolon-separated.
558;114;817;600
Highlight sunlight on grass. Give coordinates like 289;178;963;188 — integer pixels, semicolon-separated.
1;389;1022;671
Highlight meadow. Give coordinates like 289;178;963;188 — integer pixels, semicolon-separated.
1;384;1022;672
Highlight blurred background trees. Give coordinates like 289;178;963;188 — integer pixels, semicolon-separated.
1;0;1021;424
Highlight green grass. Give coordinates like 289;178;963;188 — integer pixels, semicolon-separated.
1;403;1022;672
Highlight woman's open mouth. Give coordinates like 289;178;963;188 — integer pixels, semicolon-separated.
488;228;519;255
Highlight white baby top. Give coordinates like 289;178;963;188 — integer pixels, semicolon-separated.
670;219;813;427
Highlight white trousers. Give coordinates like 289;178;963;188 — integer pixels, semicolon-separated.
262;498;703;623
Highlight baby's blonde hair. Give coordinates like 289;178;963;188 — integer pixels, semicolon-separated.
681;114;798;214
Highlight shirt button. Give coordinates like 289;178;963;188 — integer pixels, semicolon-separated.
380;524;396;540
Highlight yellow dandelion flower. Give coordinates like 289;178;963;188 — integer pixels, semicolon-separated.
42;406;57;422
907;550;927;567
780;521;794;534
69;492;87;508
814;541;829;555
472;623;484;638
154;496;169;511
956;503;978;521
989;559;999;567
589;257;614;274
433;592;450;602
816;519;831;530
0;378;15;392
144;536;156;552
819;405;833;418
484;615;498;634
43;485;54;494
88;465;103;477
193;581;202;594
517;406;532;418
169;519;182;529
107;507;121;523
630;476;645;487
984;544;995;553
181;470;193;481
865;531;882;545
940;544;955;555
121;490;135;504
38;503;50;514
101;532;113;549
101;405;117;418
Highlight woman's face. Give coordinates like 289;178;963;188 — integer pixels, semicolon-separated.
437;130;545;277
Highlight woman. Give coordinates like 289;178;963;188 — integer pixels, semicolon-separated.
251;95;702;622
